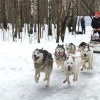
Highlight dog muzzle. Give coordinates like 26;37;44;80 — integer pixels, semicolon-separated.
67;66;72;71
33;55;39;61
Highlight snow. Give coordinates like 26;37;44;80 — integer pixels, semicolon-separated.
0;24;100;100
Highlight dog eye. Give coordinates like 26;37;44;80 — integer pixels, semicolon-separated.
67;62;69;64
71;63;73;64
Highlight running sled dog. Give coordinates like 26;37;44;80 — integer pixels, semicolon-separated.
79;44;93;71
65;43;76;55
54;44;66;71
32;48;53;87
63;56;84;85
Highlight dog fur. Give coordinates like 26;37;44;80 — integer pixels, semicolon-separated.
32;48;53;87
63;56;84;85
65;43;76;55
80;44;93;70
54;44;66;71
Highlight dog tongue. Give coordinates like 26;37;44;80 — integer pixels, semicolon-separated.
35;57;39;61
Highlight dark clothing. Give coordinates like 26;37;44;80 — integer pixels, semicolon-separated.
91;17;100;36
81;18;85;34
68;17;73;32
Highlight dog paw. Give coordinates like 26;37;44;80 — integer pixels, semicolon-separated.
46;84;49;87
73;79;75;82
63;79;67;83
61;68;64;72
73;78;77;82
68;81;70;85
35;79;38;83
43;78;47;81
87;67;91;70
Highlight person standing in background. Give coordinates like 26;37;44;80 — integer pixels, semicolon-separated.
81;16;85;34
91;12;100;37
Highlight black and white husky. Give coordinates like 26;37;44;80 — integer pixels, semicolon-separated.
32;48;53;87
54;44;66;71
78;42;88;52
80;45;93;70
65;43;76;55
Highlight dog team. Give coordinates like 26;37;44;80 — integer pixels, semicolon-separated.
32;42;93;87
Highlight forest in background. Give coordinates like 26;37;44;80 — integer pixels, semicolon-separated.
0;0;99;43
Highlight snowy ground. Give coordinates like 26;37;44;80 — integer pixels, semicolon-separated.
0;25;100;100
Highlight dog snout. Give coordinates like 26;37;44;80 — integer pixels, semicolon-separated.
84;53;87;57
68;66;71;71
58;51;61;54
34;54;36;58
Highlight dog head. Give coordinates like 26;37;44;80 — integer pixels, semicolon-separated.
65;43;73;51
64;56;76;71
65;43;76;54
55;44;65;56
78;42;88;52
32;48;44;63
81;45;91;57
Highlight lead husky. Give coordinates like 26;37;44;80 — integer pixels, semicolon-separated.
32;48;53;87
80;45;93;70
63;56;84;85
54;44;66;71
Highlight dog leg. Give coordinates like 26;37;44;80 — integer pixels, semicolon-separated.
57;62;60;68
46;74;50;87
73;74;77;82
87;62;92;70
81;62;85;71
43;72;48;81
63;75;70;85
61;65;64;72
34;71;40;83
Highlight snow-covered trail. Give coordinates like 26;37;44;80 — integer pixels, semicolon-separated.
0;43;100;100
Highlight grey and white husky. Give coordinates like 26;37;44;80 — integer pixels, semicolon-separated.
54;44;66;71
32;48;53;87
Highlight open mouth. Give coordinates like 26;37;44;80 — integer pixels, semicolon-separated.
68;66;72;71
58;52;61;54
34;56;39;61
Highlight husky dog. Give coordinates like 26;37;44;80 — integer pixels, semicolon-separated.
65;43;76;55
54;44;66;71
80;45;93;71
63;56;84;85
32;48;53;87
78;42;88;52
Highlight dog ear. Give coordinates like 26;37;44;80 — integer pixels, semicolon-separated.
40;48;43;52
41;47;43;50
72;57;75;62
62;44;64;47
66;56;69;60
87;45;90;51
58;44;59;46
